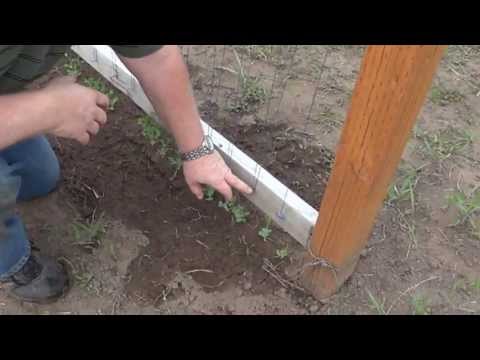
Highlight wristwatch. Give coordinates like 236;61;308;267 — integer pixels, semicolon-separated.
180;135;215;162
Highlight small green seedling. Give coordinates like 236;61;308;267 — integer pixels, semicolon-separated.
447;187;480;238
411;295;431;315
258;227;273;242
387;166;420;212
82;77;119;111
218;200;231;212
137;116;172;153
258;217;272;241
63;53;83;77
136;116;184;179
204;186;216;201
231;204;250;224
471;279;480;295
230;76;268;113
275;247;289;260
218;200;250;224
366;289;386;315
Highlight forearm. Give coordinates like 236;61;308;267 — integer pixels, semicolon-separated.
119;46;204;153
0;91;52;150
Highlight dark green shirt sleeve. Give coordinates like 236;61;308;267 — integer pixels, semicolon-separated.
109;45;164;58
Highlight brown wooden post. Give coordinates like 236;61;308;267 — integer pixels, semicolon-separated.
302;45;447;300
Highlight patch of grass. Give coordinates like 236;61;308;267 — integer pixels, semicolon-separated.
411;295;431;315
387;166;421;212
416;127;473;160
258;217;273;241
230;76;268;114
82;77;119;111
471;278;480;295
401;218;417;250
312;108;343;130
244;45;274;62
218;199;250;224
447;187;480;238
63;53;83;77
228;49;268;114
454;278;480;296
73;267;102;295
366;289;386;315
234;45;290;65
430;85;464;106
71;214;107;252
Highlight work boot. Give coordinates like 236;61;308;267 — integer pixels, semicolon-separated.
7;253;70;304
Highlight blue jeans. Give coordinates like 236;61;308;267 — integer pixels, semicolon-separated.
0;136;60;280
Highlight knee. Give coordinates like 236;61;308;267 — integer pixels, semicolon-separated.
0;158;21;213
38;156;61;195
2;136;61;201
17;152;61;201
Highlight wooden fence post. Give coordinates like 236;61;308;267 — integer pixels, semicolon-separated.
302;45;447;299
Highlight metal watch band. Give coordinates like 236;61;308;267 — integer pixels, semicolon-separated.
180;136;215;162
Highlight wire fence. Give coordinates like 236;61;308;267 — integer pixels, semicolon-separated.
179;45;364;149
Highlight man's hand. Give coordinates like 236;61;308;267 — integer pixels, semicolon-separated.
183;150;253;201
119;47;252;201
43;76;110;145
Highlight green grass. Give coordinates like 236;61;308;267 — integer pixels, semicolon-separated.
416;127;473;160
82;77;119;111
411;295;431;315
430;85;464;106
366;289;386;315
218;199;250;224
387;166;421;213
63;53;83;77
447;187;480;238
243;45;275;62
71;214;107;251
230;76;268;114
234;45;290;65
71;263;102;295
453;278;480;296
471;278;480;295
227;49;268;114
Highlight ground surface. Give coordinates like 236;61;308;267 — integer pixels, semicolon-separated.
1;45;479;315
